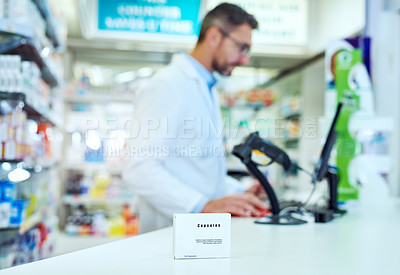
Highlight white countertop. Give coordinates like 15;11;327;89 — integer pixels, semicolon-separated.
2;190;400;275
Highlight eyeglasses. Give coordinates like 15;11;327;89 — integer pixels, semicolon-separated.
218;27;251;56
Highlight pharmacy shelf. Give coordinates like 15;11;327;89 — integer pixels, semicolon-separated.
0;8;62;50
62;163;124;174
0;18;34;38
283;112;301;120
19;210;45;235
63;94;134;104
0;159;24;163
0;227;19;246
284;138;300;148
0;211;53;245
24;94;63;128
0;91;63;128
0;159;58;172
0;37;59;87
221;103;265;110
0;91;25;101
32;0;62;49
62;195;134;206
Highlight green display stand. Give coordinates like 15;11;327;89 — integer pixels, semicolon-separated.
334;49;362;201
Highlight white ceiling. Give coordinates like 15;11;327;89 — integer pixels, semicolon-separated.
48;0;365;81
49;0;315;72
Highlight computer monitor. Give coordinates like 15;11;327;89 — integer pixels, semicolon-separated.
312;102;343;183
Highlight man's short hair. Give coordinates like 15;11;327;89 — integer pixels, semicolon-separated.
197;3;258;43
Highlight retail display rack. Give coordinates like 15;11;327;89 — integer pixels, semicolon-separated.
60;80;139;239
0;0;65;269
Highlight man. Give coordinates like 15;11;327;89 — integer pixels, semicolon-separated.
123;3;267;233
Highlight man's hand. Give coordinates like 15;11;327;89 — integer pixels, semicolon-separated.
245;181;268;200
201;193;268;217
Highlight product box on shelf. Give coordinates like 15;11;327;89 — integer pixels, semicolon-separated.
0;180;14;202
9;199;28;226
0;220;58;269
0;201;11;228
0;109;28;160
0;55;50;109
0;0;45;38
0;55;23;93
0;180;14;228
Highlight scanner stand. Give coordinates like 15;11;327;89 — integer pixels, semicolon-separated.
245;161;307;225
255;213;307;225
314;169;346;223
325;169;347;216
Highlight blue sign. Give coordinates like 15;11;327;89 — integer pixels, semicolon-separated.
98;0;202;36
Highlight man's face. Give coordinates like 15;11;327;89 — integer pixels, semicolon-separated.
212;24;252;76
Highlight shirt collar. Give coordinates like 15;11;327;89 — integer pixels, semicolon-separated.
185;54;217;92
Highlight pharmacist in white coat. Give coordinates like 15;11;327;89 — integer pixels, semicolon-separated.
123;3;267;233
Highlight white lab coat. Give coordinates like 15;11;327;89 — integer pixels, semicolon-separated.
122;54;242;233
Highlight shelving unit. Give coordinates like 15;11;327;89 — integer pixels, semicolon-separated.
220;90;301;151
0;37;60;87
0;91;62;128
58;78;139;239
0;228;19;246
218;66;308;193
31;0;63;49
63;94;134;104
0;0;65;269
283;112;301;121
18;210;44;235
62;195;133;206
0;161;61;269
0;19;34;38
63;163;123;175
0;159;24;163
281;110;301;150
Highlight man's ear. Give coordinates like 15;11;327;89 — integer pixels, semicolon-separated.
205;26;222;49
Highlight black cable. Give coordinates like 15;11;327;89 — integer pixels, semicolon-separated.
254;158;317;214
292;163;313;177
299;183;317;209
279;174;317;217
